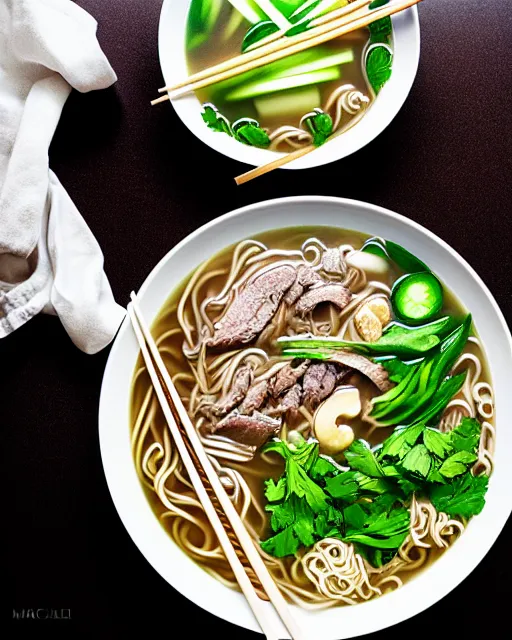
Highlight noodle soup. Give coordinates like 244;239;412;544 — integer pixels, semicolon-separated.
130;226;494;608
185;0;393;152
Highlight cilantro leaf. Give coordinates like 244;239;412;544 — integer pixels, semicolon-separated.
366;45;392;94
325;472;360;500
201;104;231;134
423;428;453;458
368;16;392;44
310;455;338;481
355;473;395;495
233;120;271;148
286;458;329;512
450;417;481;453
264;477;286;502
439;451;478;478
379;424;425;459
343;504;410;550
429;474;488;518
266;500;295;531
261;525;300;557
401;444;432;478
303;110;333;146
345;440;384;477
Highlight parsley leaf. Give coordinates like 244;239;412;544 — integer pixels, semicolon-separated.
366;45;393;94
368;16;392;44
429;474;489;518
286;458;329;512
401;444;432;478
439;451;478;479
261;525;300;557
325;471;360;500
423;428;453;458
303;109;333;146
264;477;286;502
450;417;481;453
345;440;384;477
379;424;425;459
310;455;338;481
201;104;231;134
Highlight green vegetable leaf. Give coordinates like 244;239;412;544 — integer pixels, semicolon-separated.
379;424;425;459
450;417;481;453
368;16;392;44
369;0;389;8
232;118;271;147
429;473;489;518
325;471;360;500
241;20;280;53
343;504;410;550
286;20;312;36
266;500;295;531
310;455;338;481
366;45;392;94
439;451;478;479
385;240;430;273
261;525;300;557
303;109;333;146
345;440;384;477
286;458;329;512
355;473;395;495
264;477;287;502
343;503;367;530
401;444;432;478
201;104;231;134
377;356;415;383
423;428;453;459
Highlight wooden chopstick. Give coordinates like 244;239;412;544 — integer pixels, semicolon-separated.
235;144;314;185
245;0;374;52
152;0;420;104
158;0;370;95
127;303;280;639
128;294;305;640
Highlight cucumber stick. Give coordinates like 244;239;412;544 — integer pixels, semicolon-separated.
255;86;321;119
225;66;341;101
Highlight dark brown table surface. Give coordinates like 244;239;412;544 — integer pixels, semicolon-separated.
5;0;512;637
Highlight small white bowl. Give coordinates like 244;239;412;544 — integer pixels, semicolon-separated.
158;0;420;169
99;196;512;640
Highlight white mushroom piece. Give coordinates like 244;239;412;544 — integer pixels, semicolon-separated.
346;249;389;276
354;297;392;342
313;386;361;455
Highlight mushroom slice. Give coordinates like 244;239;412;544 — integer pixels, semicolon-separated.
313;386;361;455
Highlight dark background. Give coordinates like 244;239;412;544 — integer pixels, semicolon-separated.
4;0;512;637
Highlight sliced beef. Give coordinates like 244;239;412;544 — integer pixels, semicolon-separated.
269;360;309;397
302;363;338;409
322;248;346;276
208;265;296;348
213;412;281;448
212;364;253;416
271;384;302;417
239;380;269;415
295;283;352;315
330;351;392;392
284;265;323;305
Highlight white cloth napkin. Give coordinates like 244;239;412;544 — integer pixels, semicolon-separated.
0;0;125;354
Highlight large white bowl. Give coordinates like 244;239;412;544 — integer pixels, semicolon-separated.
99;197;512;639
158;0;420;169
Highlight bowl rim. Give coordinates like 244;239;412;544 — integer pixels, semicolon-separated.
157;0;421;169
99;196;512;639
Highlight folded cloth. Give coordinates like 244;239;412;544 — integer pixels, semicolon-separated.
0;0;125;354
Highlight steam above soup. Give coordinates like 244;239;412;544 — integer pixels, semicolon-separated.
130;227;494;607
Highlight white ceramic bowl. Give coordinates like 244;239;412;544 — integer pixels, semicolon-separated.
99;196;512;639
158;0;420;169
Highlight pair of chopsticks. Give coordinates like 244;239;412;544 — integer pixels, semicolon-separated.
128;292;304;640
151;0;420;105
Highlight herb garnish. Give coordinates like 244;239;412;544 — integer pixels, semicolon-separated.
366;45;393;94
201;104;271;148
260;418;488;564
